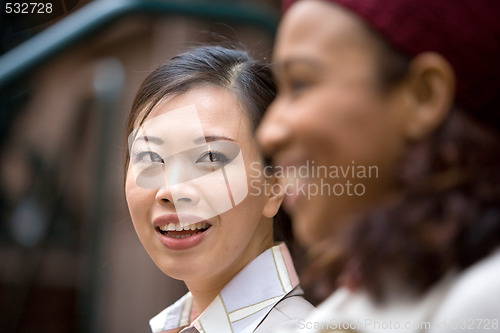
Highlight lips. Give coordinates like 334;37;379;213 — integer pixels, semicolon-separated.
153;214;212;250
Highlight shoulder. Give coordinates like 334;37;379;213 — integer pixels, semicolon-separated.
254;287;315;333
432;248;500;326
271;287;316;321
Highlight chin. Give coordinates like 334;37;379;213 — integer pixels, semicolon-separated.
160;265;197;281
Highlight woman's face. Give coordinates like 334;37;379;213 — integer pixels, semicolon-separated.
257;0;408;246
126;86;278;288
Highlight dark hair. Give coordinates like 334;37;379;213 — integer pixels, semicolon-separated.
125;46;294;246
126;45;275;168
306;28;500;302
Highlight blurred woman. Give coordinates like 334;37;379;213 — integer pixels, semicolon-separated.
257;0;500;331
125;46;313;333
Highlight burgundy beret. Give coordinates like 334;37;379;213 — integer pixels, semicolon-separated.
282;0;500;129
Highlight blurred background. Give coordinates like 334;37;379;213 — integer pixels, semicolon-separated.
0;0;280;332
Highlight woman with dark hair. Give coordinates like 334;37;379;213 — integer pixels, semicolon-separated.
124;46;313;333
257;0;500;331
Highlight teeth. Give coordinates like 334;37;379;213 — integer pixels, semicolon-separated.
169;234;192;239
159;222;209;232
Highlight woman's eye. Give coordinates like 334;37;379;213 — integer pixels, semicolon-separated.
290;79;310;93
135;151;164;164
196;151;229;169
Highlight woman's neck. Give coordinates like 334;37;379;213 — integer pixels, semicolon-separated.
185;235;274;314
186;278;228;315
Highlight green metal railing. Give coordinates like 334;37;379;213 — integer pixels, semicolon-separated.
0;0;280;88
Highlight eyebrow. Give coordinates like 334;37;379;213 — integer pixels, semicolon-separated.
135;136;163;144
273;57;323;73
194;135;236;144
135;135;235;145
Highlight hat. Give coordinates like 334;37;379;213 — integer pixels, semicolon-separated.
283;0;500;128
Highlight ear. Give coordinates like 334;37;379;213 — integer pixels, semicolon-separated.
399;52;455;140
262;175;286;218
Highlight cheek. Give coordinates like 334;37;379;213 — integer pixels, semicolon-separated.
219;194;266;246
218;166;268;231
192;166;248;217
125;176;151;224
328;93;404;170
299;87;397;163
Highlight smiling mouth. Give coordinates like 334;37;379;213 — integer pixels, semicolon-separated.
157;222;211;239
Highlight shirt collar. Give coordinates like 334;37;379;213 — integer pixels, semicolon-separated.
150;243;299;333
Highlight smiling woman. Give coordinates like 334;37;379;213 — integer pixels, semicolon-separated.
124;46;313;333
257;0;500;332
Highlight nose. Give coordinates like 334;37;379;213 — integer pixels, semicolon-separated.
155;162;201;206
256;98;291;157
155;182;201;206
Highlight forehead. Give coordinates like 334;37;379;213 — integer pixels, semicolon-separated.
138;86;252;143
274;0;377;64
150;86;241;121
129;86;252;156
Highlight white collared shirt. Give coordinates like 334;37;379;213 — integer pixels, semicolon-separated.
150;243;302;333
